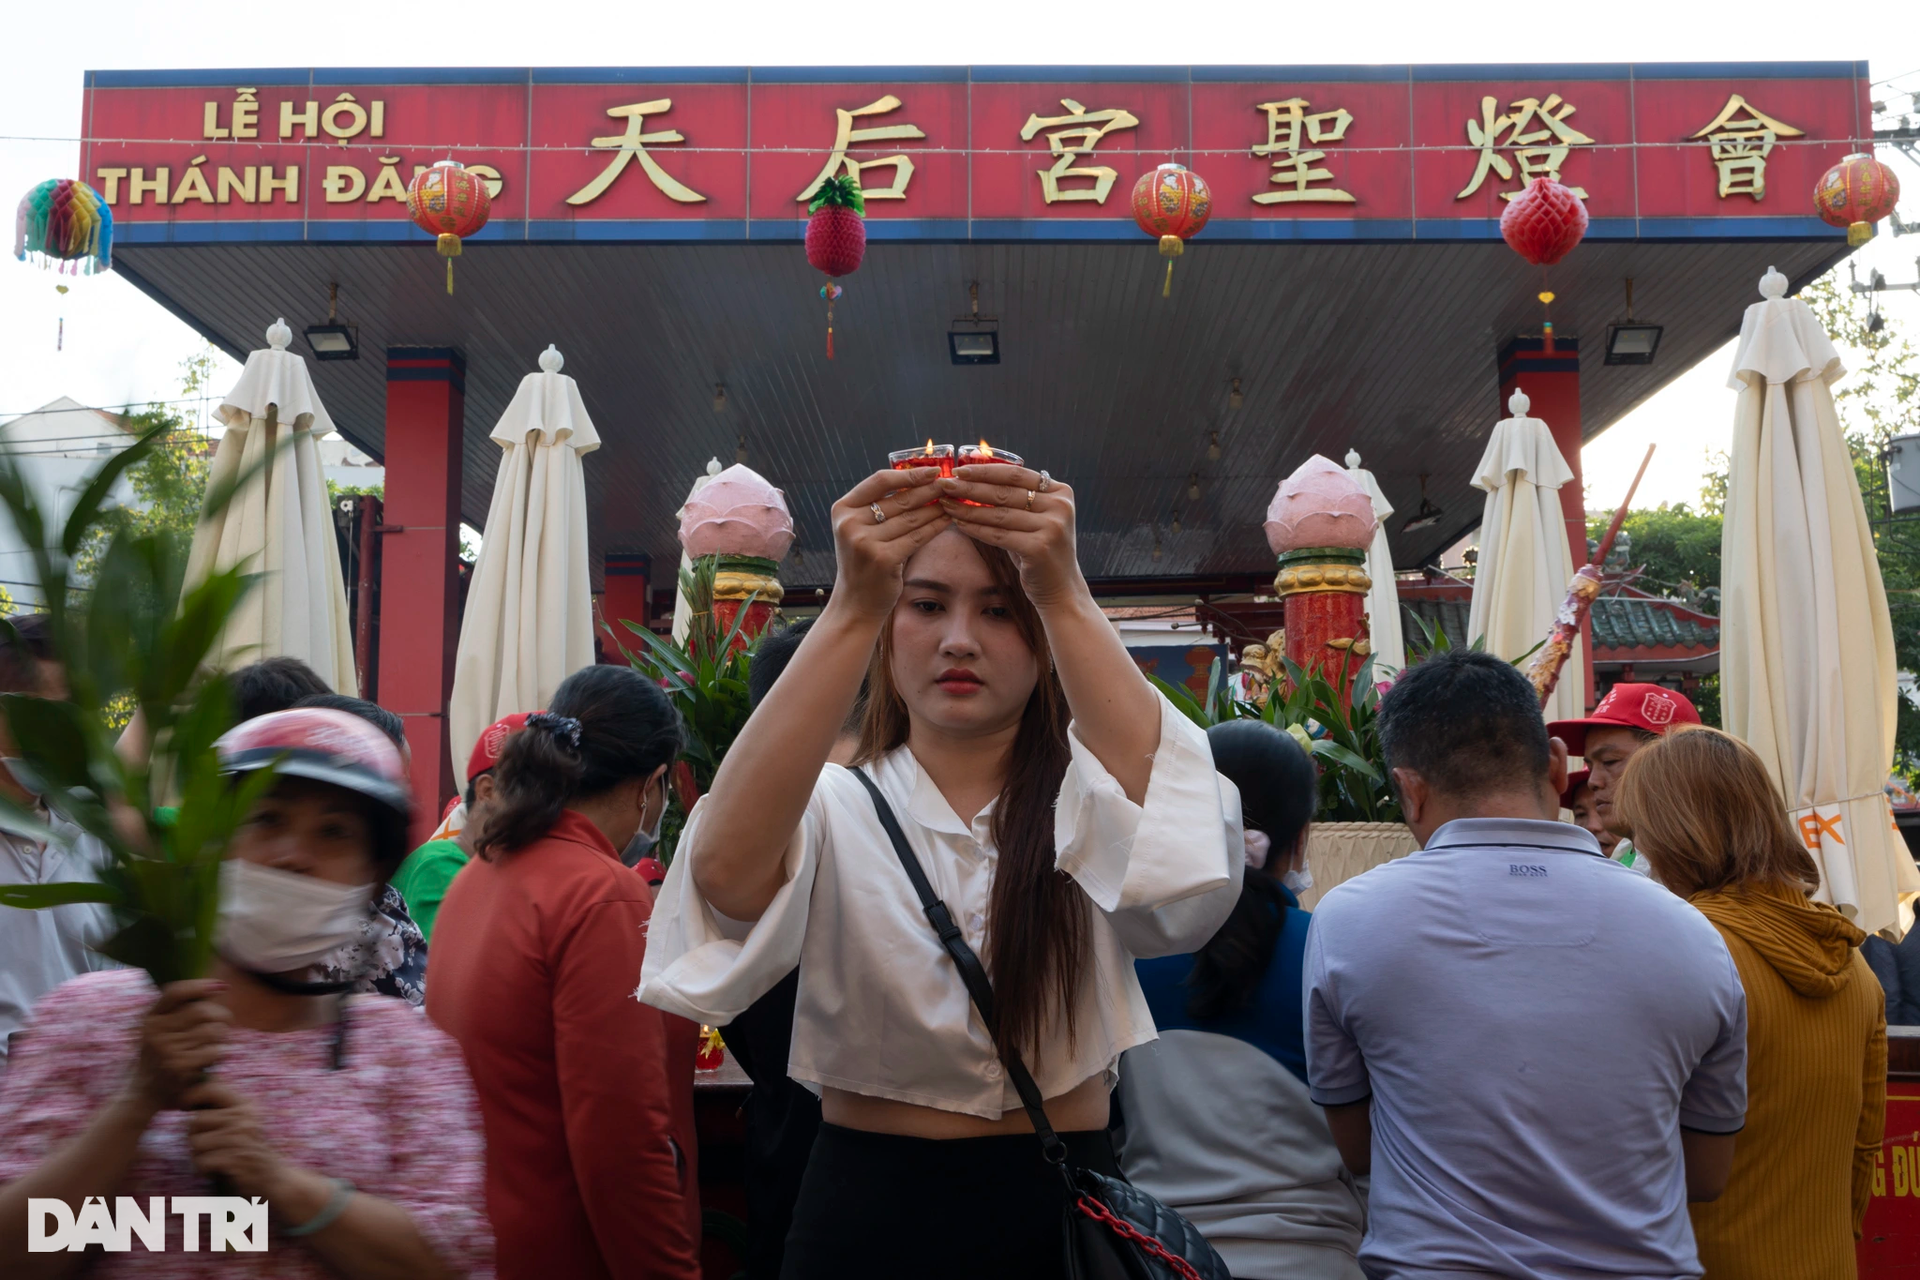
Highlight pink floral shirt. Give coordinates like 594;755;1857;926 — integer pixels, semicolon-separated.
0;969;493;1276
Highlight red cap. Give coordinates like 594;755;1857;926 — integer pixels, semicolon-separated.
467;711;539;784
634;857;667;886
1546;683;1701;757
1560;767;1594;811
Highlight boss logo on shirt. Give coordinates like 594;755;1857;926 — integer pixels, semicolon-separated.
1509;864;1549;877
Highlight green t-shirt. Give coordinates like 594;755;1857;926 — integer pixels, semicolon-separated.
390;839;470;942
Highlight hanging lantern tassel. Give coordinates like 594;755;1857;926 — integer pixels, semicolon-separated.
438;233;460;295
820;282;843;359
1539;288;1556;354
1159;235;1183;298
55;283;67;352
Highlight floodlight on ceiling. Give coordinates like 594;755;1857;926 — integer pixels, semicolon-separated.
303;282;359;362
1602;277;1663;367
949;281;1000;366
949;331;1000;365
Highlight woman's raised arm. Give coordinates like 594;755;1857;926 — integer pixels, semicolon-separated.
689;467;950;920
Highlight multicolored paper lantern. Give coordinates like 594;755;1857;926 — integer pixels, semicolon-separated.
1131;163;1212;297
1814;152;1901;247
805;174;866;359
406;160;491;295
14;178;113;275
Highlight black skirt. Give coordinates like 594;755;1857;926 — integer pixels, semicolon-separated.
778;1122;1124;1280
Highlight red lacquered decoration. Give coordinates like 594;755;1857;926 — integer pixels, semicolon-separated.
1814;152;1901;247
1131;163;1212;297
406;160;492;294
1500;177;1588;266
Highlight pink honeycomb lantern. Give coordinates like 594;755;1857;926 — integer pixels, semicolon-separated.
1264;454;1379;554
679;464;795;561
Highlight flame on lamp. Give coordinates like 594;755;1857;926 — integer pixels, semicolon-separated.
977;440;996;458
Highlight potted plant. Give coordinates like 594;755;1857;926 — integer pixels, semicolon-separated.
1148;648;1417;906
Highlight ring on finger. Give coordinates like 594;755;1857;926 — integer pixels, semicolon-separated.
870;503;886;524
1025;488;1036;511
1037;470;1053;492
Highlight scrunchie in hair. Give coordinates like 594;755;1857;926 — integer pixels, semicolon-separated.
526;712;583;749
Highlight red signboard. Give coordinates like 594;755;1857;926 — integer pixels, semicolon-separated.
1861;1082;1920;1278
78;64;1871;243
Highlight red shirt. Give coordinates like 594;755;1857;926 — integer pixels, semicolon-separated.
427;809;701;1280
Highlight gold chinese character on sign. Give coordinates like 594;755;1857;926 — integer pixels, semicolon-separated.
1019;98;1140;203
1456;93;1593;201
1251;99;1356;204
1689;95;1804;200
797;96;928;203
566;99;706;206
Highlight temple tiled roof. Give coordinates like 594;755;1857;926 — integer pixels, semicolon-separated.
1399;590;1719;660
1587;596;1718;652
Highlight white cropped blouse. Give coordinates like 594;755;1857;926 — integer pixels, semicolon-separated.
638;694;1244;1119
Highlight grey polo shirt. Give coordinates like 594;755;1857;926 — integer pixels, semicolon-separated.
1304;817;1746;1280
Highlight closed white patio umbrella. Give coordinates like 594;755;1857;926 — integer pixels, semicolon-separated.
448;345;600;776
1466;387;1582;724
1346;449;1406;675
184;318;356;694
1721;267;1918;935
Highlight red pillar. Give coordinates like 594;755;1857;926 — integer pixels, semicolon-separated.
379;347;464;845
599;551;652;662
1497;336;1593;712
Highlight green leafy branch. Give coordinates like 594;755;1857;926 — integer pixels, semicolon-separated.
0;425;278;984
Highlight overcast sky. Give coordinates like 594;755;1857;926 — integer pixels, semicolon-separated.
2;0;1917;510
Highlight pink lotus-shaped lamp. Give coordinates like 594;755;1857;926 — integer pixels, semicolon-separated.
679;464;795;561
1264;455;1379;553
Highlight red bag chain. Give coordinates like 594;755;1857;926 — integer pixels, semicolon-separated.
1074;1194;1205;1280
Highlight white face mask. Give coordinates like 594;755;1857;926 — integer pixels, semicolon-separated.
620;774;669;867
1282;863;1314;895
214;859;373;974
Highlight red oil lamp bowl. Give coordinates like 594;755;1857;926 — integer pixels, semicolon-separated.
957;442;1024;470
890;442;955;477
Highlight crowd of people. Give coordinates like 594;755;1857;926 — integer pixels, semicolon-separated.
0;456;1896;1279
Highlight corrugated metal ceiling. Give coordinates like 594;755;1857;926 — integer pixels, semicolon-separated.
115;234;1846;588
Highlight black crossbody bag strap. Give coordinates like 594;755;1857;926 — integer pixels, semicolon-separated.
850;768;1070;1168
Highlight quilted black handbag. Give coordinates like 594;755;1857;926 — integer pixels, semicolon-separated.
852;770;1232;1280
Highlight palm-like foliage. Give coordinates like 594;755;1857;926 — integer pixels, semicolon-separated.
0;427;273;984
609;556;764;860
1147;651;1397;823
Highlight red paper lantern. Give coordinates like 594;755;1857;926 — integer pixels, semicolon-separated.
1500;177;1588;266
406;160;491;295
1132;163;1212;297
1814;152;1901;247
805;188;866;278
805;175;866;358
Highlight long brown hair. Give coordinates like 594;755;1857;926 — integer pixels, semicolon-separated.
1613;724;1820;898
854;540;1088;1066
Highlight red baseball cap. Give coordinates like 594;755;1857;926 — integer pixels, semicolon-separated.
1547;683;1701;757
1560;768;1594;810
467;711;539;784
